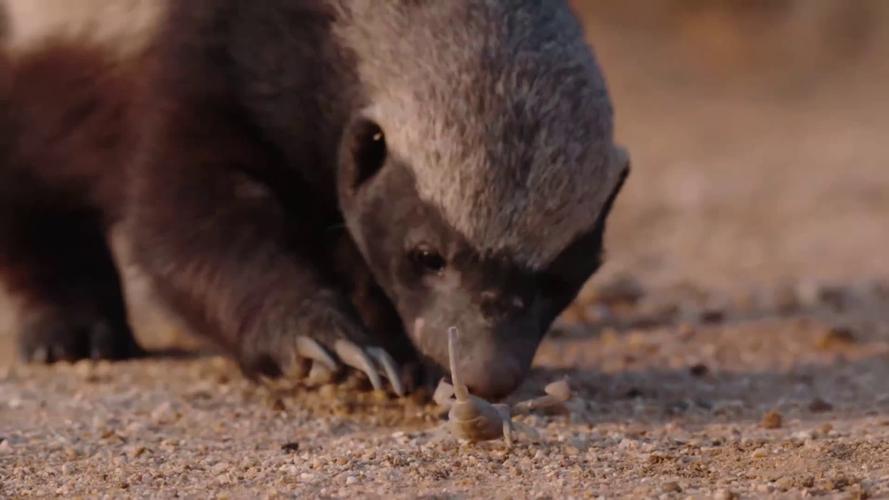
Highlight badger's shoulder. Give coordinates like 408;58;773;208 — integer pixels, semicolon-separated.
2;0;166;58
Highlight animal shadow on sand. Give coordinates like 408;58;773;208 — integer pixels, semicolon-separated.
517;283;889;428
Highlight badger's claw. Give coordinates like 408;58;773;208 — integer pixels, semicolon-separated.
334;340;405;397
296;336;338;372
335;339;383;391
367;347;405;397
306;360;336;385
239;292;406;396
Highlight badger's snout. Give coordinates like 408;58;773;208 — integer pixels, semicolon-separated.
455;352;525;401
413;315;539;400
409;290;544;399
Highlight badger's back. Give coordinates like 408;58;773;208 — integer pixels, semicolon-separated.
0;0;154;219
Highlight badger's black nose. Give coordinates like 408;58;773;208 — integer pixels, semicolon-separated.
457;355;524;401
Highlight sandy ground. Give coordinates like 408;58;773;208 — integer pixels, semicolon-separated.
3;4;889;499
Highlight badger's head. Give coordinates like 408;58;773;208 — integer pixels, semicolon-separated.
332;1;629;399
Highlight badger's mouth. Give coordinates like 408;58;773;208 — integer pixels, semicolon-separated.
407;315;537;401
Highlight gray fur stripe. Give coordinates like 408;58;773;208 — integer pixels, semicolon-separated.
2;0;164;57
335;0;625;268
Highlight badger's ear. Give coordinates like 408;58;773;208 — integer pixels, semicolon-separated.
611;145;630;184
598;145;631;221
339;117;388;194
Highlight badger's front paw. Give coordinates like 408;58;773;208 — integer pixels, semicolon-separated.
238;291;406;396
17;309;141;363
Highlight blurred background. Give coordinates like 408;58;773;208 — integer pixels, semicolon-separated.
573;0;889;294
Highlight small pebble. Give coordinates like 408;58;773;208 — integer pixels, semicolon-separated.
589;274;645;306
370;389;389;402
775;476;794;491
792;430;815;441
661;481;681;493
808;398;834;413
816;326;857;350
713;489;737;500
761;411;783;429
624;387;643;399
816;285;850;310
755;483;774;494
689;363;709;377
751;447;768;459
151;402;178;425
677;323;697;340
772;285;801;314
544;379;572;400
318;384;338;400
699;309;725;324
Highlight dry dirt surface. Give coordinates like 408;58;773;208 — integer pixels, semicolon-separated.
3;3;889;499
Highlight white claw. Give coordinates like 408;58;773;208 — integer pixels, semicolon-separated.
367;347;405;397
334;340;383;392
306;360;335;385
296;336;338;372
283;354;310;379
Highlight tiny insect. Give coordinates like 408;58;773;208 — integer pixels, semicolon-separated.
433;327;572;446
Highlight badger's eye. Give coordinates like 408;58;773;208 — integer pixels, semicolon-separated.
350;120;387;188
408;245;447;275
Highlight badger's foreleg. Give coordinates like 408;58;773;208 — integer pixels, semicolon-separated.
127;107;404;396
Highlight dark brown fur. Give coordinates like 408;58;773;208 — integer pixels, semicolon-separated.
123;2;419;379
0;33;405;366
0;6;411;373
0;42;140;360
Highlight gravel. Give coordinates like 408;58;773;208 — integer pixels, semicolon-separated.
3;279;889;498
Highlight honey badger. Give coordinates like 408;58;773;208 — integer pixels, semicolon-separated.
0;0;629;399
